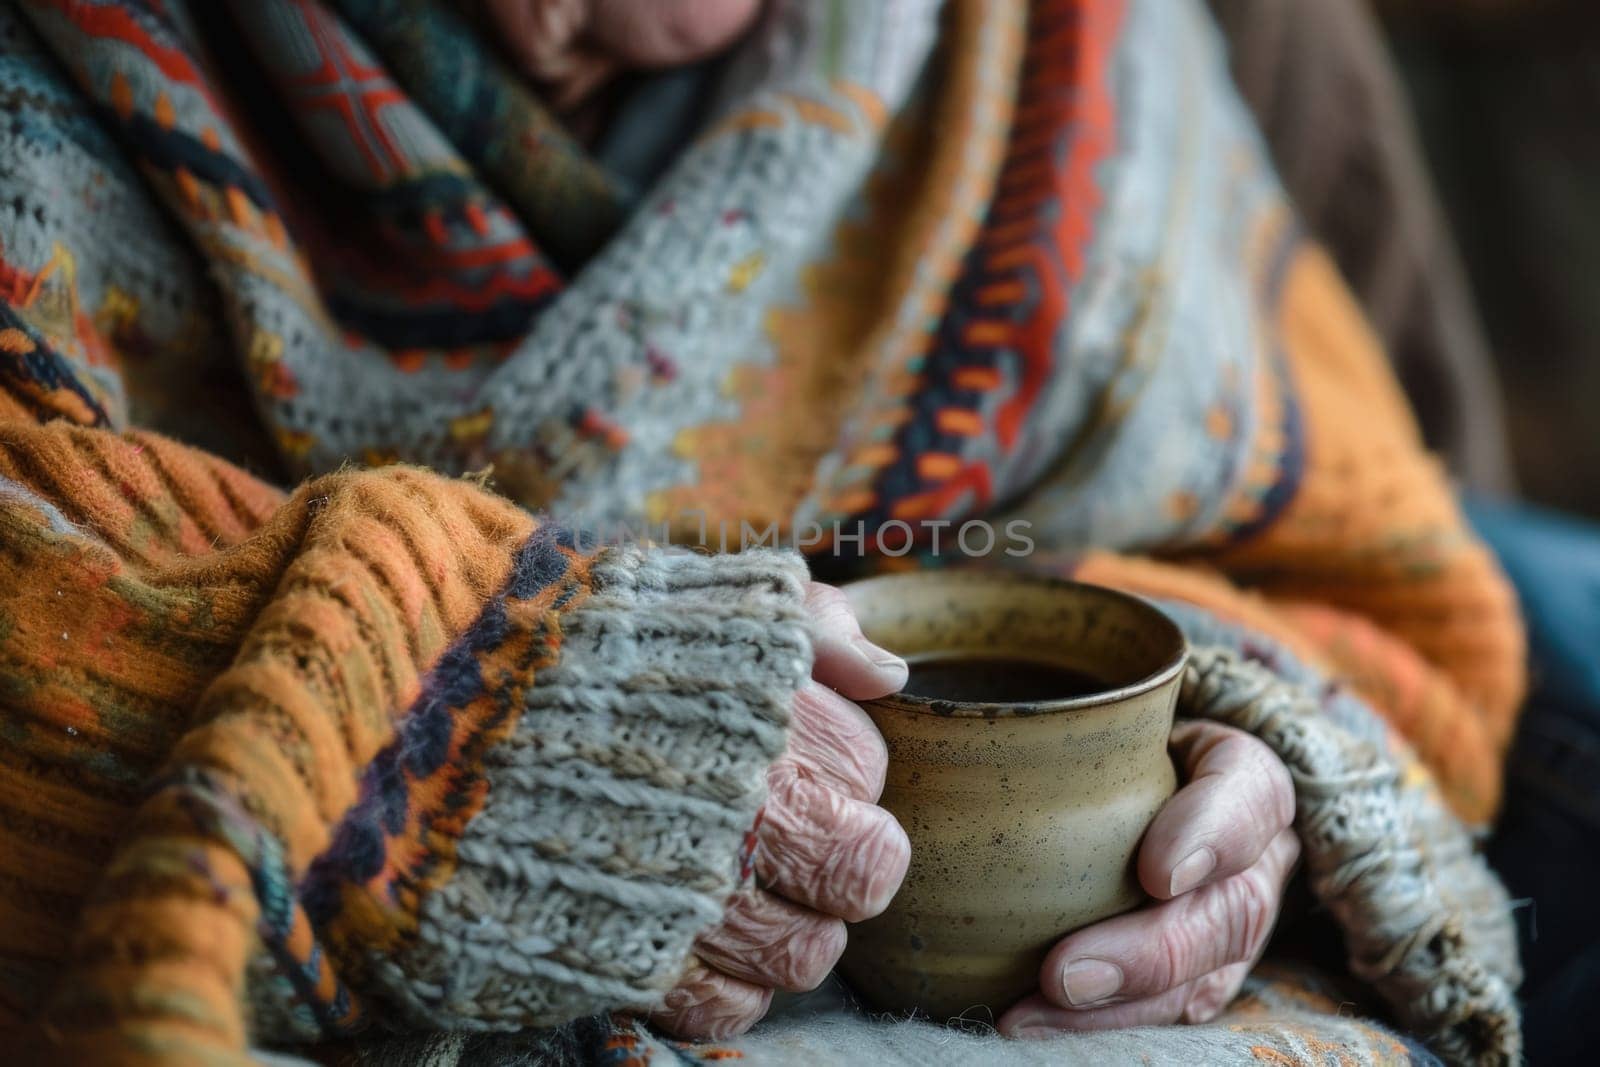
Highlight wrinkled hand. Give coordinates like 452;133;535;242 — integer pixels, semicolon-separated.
1000;720;1300;1037
654;582;912;1039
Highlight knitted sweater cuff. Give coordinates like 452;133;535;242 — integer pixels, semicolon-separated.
366;545;812;1030
1181;646;1521;1065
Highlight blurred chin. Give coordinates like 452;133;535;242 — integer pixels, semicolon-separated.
591;0;762;68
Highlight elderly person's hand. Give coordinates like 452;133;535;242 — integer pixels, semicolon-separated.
479;0;762;109
999;720;1300;1036
653;581;911;1039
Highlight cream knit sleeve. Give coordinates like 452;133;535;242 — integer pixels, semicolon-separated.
354;545;812;1030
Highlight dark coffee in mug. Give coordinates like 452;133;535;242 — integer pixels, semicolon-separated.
837;572;1188;1019
902;655;1107;704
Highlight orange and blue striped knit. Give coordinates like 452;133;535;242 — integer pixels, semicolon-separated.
0;0;1524;1063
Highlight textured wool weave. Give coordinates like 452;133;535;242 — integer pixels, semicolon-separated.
0;0;1526;1064
297;647;1520;1066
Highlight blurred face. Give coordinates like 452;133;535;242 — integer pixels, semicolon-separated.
480;0;762;108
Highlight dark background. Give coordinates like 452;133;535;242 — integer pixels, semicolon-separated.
1386;0;1600;518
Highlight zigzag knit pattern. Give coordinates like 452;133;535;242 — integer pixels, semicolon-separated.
0;0;1533;1063
0;0;1525;820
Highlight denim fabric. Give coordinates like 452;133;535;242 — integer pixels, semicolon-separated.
1470;498;1600;1065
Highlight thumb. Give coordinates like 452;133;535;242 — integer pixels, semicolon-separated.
803;582;907;700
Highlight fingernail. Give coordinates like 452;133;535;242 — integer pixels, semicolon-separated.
851;634;908;683
1061;958;1122;1006
1170;846;1217;896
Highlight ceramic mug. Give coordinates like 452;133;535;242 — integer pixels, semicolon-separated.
836;571;1187;1020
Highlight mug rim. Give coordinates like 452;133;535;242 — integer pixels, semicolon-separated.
842;571;1188;718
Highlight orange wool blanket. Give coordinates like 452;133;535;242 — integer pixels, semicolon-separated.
0;0;1523;1062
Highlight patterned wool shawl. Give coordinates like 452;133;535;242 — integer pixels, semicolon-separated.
0;0;1527;1063
3;0;1522;812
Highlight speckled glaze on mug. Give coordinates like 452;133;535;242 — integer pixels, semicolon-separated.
836;571;1187;1020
